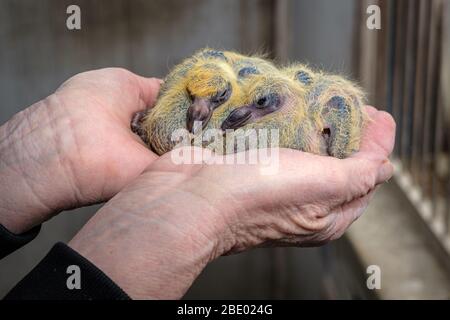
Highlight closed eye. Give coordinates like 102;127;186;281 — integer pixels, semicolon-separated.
211;83;232;105
255;93;280;109
218;89;228;98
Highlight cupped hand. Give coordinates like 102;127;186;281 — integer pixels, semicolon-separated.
0;68;161;233
69;106;395;299
223;106;394;249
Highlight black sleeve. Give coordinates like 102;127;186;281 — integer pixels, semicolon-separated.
3;242;131;300
0;224;41;259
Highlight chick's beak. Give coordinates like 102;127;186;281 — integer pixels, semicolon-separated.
221;106;253;131
186;97;213;133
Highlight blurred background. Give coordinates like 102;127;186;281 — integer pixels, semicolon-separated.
0;0;449;299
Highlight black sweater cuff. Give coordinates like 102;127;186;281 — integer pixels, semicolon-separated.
0;224;41;259
4;242;130;300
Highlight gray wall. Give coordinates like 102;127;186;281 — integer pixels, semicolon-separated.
0;0;359;299
289;0;357;75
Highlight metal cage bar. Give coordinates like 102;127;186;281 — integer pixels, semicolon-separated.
358;0;450;254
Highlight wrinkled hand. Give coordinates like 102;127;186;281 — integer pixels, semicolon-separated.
0;68;161;233
69;106;395;299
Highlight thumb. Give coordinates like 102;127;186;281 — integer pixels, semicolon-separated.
338;156;393;202
358;106;396;159
134;75;164;109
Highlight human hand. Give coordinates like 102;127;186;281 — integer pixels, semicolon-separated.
0;68;161;233
69;106;395;299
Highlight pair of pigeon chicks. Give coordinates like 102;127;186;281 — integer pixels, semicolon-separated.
132;49;366;159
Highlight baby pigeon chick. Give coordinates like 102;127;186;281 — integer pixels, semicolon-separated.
218;73;326;155
131;48;366;159
131;48;239;154
133;48;278;155
305;74;365;158
219;65;366;158
282;64;366;158
202;54;280;131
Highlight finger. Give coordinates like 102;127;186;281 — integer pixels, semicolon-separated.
135;76;164;110
272;149;391;207
118;73;162;126
343;188;376;222
338;156;392;201
145;146;210;175
357;106;396;160
329;189;375;241
327;106;395;200
363;105;378;116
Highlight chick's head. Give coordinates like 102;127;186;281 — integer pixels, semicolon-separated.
221;73;306;131
216;74;323;154
185;60;237;133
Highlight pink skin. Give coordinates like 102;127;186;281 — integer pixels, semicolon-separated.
0;68;162;234
69;106;395;299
